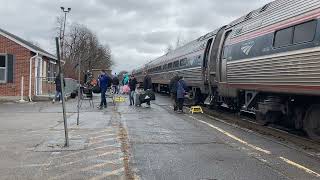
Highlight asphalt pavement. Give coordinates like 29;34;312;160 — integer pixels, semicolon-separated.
0;93;320;180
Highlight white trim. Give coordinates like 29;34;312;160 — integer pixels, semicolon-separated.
0;54;7;83
227;46;320;65
0;31;57;60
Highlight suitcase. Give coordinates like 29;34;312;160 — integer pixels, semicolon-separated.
135;92;141;106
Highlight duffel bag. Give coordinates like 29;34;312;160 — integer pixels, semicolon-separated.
145;89;155;101
92;85;101;93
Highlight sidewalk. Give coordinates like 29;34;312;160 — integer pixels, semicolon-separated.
0;95;134;180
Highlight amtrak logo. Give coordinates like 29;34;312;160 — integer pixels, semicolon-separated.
241;41;255;55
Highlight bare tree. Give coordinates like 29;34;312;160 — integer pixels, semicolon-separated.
55;22;113;80
165;44;173;54
165;35;186;54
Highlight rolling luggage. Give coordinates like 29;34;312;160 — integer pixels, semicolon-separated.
135;92;141;106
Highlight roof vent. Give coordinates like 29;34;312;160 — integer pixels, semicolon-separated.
260;3;270;13
244;11;253;21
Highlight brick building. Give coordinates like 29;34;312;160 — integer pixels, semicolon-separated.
0;28;58;101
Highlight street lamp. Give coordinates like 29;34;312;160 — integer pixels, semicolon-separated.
60;7;71;61
59;7;71;147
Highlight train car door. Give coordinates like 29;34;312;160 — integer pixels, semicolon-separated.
219;30;232;83
202;38;213;84
207;26;226;86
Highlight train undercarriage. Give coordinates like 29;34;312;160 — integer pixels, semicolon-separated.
212;89;320;141
150;81;320;141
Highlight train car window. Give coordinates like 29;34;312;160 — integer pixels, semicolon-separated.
163;64;167;70
173;61;179;68
293;20;317;44
274;27;294;47
180;58;187;66
168;63;172;69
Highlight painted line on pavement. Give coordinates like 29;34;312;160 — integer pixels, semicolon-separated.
49;158;123;180
189;114;320;178
90;134;116;139
89;167;125;180
89;138;117;145
51;144;120;159
189;115;271;154
54;150;122;168
279;156;320;177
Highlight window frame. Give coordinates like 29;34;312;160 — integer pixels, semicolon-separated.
173;60;179;68
0;54;7;84
180;58;188;67
273;26;294;48
273;20;317;48
293;20;317;44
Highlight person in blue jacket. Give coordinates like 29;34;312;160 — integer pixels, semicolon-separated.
176;76;187;113
98;70;109;109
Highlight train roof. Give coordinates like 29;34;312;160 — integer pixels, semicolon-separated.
143;28;220;68
226;0;320;39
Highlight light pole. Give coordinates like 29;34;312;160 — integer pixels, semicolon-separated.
59;7;71;147
60;7;71;62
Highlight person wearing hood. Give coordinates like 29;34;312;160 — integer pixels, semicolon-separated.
176;76;188;113
122;74;129;85
169;73;179;111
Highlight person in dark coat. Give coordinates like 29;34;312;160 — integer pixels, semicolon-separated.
112;73;120;94
143;72;153;107
169;73;179;111
128;75;138;106
98;70;109;109
53;75;65;103
176;76;187;113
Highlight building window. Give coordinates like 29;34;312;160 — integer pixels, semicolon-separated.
0;55;6;83
168;63;172;69
274;27;294;47
293;20;317;44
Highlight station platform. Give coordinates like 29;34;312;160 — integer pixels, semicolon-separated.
0;93;320;179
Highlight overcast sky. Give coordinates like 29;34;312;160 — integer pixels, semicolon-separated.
0;0;272;73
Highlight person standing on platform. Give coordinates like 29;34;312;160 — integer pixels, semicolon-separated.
143;71;153;107
128;75;138;106
112;73;120;94
169;73;179;111
176;76;187;113
98;70;109;109
53;74;65;103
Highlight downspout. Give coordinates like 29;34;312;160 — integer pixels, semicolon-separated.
29;52;39;102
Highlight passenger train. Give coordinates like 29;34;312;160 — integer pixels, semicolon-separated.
132;0;320;140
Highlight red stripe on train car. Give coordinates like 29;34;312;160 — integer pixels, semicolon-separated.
222;83;320;93
228;9;320;46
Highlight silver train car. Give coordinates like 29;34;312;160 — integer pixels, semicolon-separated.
133;0;320;140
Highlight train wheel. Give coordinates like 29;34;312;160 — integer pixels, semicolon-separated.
304;105;320;141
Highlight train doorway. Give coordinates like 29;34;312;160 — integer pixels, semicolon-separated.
203;38;213;84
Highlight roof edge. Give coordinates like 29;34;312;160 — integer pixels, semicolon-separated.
0;30;57;60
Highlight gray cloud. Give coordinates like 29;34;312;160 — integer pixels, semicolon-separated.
0;0;272;73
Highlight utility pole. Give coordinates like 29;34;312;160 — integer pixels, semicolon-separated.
56;37;69;147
